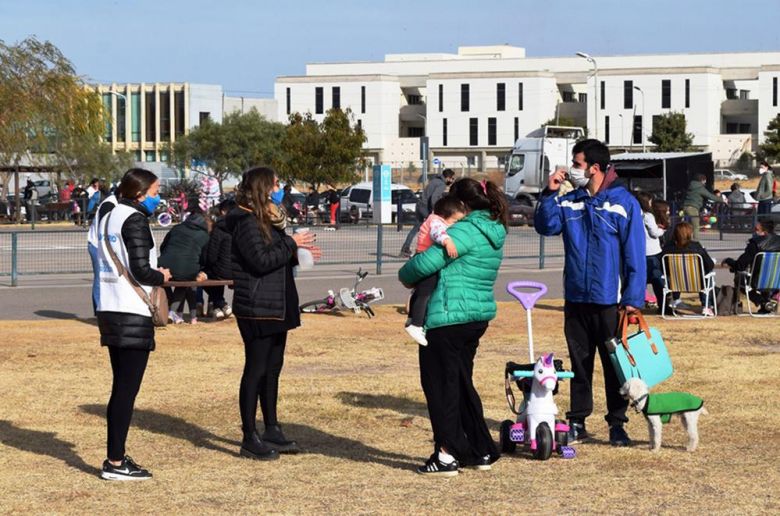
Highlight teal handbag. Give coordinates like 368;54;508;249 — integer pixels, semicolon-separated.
607;311;673;389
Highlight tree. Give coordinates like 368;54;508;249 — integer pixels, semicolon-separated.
648;112;694;152
278;109;366;189
759;114;780;163
172;109;286;193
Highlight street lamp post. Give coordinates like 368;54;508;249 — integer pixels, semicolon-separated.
618;113;624;149
576;52;598;140
417;113;428;184
633;85;646;152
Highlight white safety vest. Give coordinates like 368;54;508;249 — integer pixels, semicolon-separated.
97;203;158;317
88;195;118;248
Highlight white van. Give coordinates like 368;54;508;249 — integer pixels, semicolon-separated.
339;182;418;223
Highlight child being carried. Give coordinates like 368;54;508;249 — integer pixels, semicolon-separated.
405;196;466;345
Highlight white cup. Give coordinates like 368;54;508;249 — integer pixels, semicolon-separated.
294;227;314;270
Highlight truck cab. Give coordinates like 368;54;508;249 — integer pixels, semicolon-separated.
504;125;584;206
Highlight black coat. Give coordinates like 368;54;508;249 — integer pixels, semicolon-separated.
158;213;210;280
661;240;715;274
724;233;780;272
97;200;165;351
204;217;232;280
226;206;299;320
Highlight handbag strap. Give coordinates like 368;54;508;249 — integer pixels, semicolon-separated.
103;212;157;313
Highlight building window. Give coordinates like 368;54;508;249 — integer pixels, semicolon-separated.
315;87;323;114
144;150;155;162
562;91;576;103
144;92;156;142
633;115;642;144
578;93;587;103
407;127;424;137
116;95;126;142
726;122;752;134
739;90;750;100
356;119;362;131
604;115;610;144
407;94;422;105
466;156;476;166
488;117;497;146
160;150;169;163
514;117;519;142
159;91;170;142
131;92;141;142
102;94;112;142
438;84;443;112
469;117;478;146
518;82;524;110
726;88;738;100
199;112;210;125
174;91;185;136
685;79;690;108
461;84;470;112
624;81;633;109
496;83;505;111
774;77;778;107
134;150;142;161
600;81;605;109
662;80;671;109
442;118;448;146
332;86;341;109
286;87;291;115
361;86;366;113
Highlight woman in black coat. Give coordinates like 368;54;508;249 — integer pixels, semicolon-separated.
96;168;171;480
226;167;319;460
661;221;715;313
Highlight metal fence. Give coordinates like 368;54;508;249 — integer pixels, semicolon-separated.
0;214;757;286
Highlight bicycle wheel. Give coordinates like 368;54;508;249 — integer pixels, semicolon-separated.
299;299;333;314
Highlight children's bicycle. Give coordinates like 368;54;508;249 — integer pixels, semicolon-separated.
299;268;384;318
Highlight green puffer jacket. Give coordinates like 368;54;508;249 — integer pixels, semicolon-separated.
399;209;506;330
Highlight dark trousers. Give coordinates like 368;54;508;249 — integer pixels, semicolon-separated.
106;347;150;461
758;199;772;215
237;320;287;435
408;274;438;327
646;254;665;303
401;214;424;253
420;321;498;464
166;287;196;313
204;285;226;307
563;302;628;426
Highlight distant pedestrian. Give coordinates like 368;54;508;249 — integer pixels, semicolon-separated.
682;173;721;241
325;184;340;227
400;168;455;258
756;161;775;215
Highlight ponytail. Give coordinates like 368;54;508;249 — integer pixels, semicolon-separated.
449;178;508;228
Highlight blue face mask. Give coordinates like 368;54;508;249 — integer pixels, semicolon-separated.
140;194;161;214
270;188;284;206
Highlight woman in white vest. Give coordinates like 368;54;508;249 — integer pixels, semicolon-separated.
96;168;171;481
87;193;118;313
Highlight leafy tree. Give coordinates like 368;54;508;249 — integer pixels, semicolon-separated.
648;112;694;152
759;114;780;163
172;109;286;193
278;109;366;189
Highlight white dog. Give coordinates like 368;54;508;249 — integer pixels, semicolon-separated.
619;378;707;452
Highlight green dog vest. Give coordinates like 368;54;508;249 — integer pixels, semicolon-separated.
643;392;704;424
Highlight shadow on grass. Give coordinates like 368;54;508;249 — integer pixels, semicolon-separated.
80;405;417;470
34;310;97;326
531;303;565;313
0;420;100;476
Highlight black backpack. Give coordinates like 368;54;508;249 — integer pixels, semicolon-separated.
716;285;738;316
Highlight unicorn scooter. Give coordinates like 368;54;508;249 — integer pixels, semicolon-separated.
500;281;576;460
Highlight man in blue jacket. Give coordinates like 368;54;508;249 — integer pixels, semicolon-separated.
535;139;646;447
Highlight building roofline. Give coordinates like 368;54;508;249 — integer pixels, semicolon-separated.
276;74;400;83
428;70;555;79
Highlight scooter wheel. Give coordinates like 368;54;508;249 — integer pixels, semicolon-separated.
500;419;517;453
533;422;553;460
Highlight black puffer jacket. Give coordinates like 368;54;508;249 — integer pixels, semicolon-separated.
97;200;165;351
204;217;232;280
226;206;298;319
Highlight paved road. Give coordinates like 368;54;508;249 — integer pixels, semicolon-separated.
0;250;741;321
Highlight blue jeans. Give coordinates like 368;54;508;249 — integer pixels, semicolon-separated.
88;243;99;314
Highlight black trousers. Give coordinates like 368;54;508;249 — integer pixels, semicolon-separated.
106;347;150;461
408;274;438;327
166;287;196;313
420;321;498;464
204;285;226;307
237;320;287;435
563;302;628;426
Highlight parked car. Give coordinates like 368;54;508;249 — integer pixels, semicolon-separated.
715;169;748;181
339;182;417;223
505;194;535;226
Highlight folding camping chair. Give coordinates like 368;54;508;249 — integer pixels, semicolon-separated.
661;253;718;319
738;252;780;317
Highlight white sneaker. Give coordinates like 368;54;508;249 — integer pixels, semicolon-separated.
223;305;233;318
702;307;715;317
669;298;682;309
169;311;184;325
405;325;428;346
213;308;225;319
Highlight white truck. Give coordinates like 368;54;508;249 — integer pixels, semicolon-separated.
504;125;584;206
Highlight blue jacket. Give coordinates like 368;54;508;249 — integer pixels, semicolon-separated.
534;185;646;308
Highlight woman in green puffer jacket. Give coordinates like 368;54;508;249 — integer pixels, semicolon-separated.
398;178;508;477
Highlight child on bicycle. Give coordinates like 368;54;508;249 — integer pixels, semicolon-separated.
405;195;466;345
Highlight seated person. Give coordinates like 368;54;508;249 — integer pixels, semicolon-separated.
661;222;715;315
722;219;780;314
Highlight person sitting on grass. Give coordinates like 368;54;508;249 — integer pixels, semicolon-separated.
404;195;467;345
661;222;716;316
158;206;210;324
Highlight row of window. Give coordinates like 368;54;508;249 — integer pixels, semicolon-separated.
286;86;368;116
437;82;525;113
439;117;523;147
102;91;186;143
611;79;691;110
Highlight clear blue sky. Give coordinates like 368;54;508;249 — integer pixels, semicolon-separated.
2;0;779;96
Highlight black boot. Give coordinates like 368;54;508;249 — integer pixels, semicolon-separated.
262;424;300;454
240;430;280;461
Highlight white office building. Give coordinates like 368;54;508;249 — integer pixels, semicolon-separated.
275;45;780;171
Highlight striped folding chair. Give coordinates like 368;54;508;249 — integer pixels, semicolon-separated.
741;252;780;317
661;253;718;319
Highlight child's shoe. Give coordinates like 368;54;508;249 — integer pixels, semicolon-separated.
405;325;428;346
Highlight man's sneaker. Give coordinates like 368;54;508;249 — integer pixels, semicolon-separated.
213;308;225;319
567;420;591;444
100;456;152;481
463;454;494;471
609;425;632;447
416;453;459;477
405;325;428;346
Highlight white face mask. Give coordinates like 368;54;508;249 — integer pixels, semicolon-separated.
759;167;768;175
568;166;590;188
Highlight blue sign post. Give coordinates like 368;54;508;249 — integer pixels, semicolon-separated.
373;164;392;274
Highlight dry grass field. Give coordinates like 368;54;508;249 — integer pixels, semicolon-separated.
1;302;779;514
